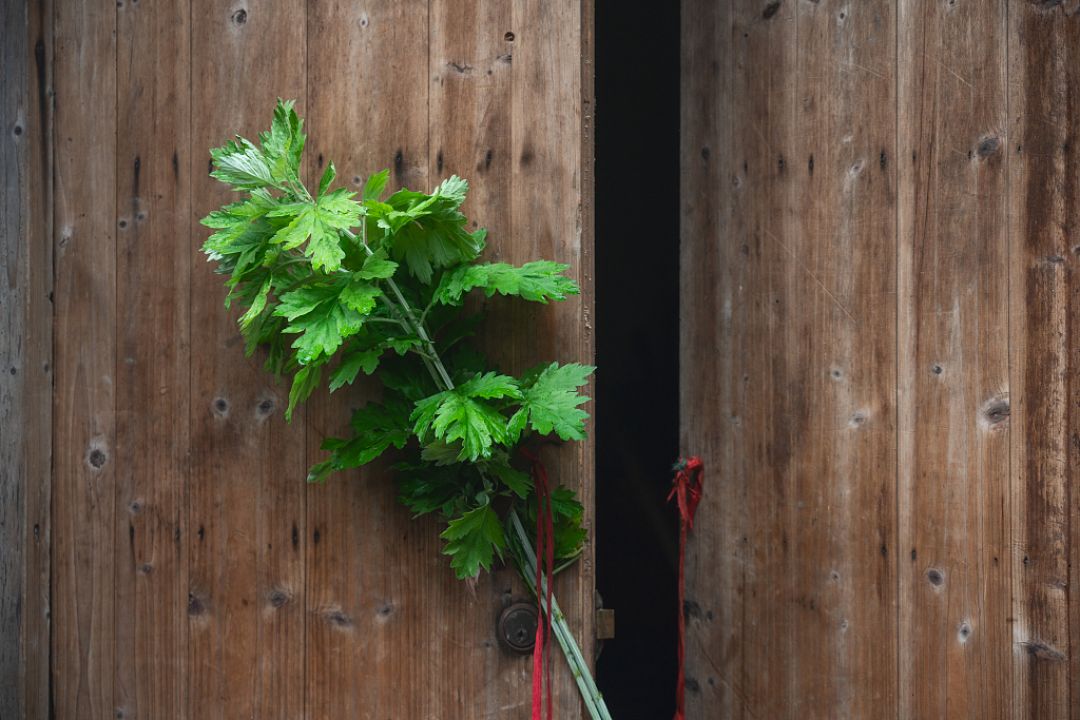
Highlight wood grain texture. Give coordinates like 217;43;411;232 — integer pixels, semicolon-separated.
680;0;738;716
17;2;54;717
1;0;53;715
791;3;898;716
0;0;29;704
1008;5;1080;718
188;1;307;718
898;1;1011;717
683;0;898;716
52;0;118;716
508;1;596;710
304;2;432;718
114;0;192;715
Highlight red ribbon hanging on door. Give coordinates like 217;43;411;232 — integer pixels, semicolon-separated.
521;448;554;720
668;456;704;720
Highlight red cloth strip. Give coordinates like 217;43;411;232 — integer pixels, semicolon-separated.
668;456;704;720
522;448;554;720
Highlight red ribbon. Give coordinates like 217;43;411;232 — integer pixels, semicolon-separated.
522;448;554;720
668;456;704;720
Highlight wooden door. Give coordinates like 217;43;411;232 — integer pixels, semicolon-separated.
2;0;595;717
681;1;1080;718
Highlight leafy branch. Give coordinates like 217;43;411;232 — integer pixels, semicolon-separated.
201;104;603;693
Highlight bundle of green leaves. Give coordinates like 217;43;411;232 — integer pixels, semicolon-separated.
201;100;593;579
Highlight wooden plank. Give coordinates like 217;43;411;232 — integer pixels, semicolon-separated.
303;1;430;717
897;1;1011;717
790;3;898;716
19;1;54;717
683;1;898;716
51;0;117;716
113;0;192;716
679;0;740;716
1;0;53;715
1008;5;1080;718
188;1;307;717
723;3;801;717
0;0;29;704
508;0;595;714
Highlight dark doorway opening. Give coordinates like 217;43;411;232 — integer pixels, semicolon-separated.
595;5;681;717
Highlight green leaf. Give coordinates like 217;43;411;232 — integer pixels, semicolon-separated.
441;503;506;578
410;373;519;461
396;463;471;517
420;441;465;466
268;189;362;273
318;160;336;196
435;261;580;306
356;248;398;280
209;137;276;190
286;362;322;421
517;362;594;441
329;345;383;391
456;371;522;400
431;393;509;461
321;399;411;470
339;280;381;314
377;176;487;283
484;454;532;499
363;169;390;201
283;301;362;364
259;99;306;183
239;276;272;329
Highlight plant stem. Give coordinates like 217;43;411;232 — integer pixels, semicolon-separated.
344;220;609;719
510;511;612;720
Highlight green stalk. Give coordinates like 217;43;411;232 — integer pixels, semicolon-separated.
344;223;609;718
510;511;612;720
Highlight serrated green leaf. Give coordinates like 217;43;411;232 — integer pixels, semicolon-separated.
318;160;336;196
274;285;331;321
379;176;486;283
283;301;362;364
441;503;506;578
209;137;276;190
338;280;381;314
484;455;532;499
363;169;390;201
329;345;383;391
410;386;510;462
435;261;580;306
431;394;508;461
518;362;594;441
320;399;411;470
286;363;322;421
356;248;398;280
420;441;465;466
239;276;272;329
268;189;361;273
396;463;471;517
456;371;522;401
259;99;306;183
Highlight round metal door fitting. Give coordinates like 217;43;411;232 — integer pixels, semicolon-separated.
497;601;538;655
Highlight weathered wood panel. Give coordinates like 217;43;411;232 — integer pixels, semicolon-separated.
16;0;592;717
682;1;898;717
679;0;736;716
188;1;308;718
682;1;1080;719
304;2;431;718
791;3;898;717
51;0;118;716
1;0;52;716
1008;5;1080;718
114;0;192;715
897;1;1010;717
